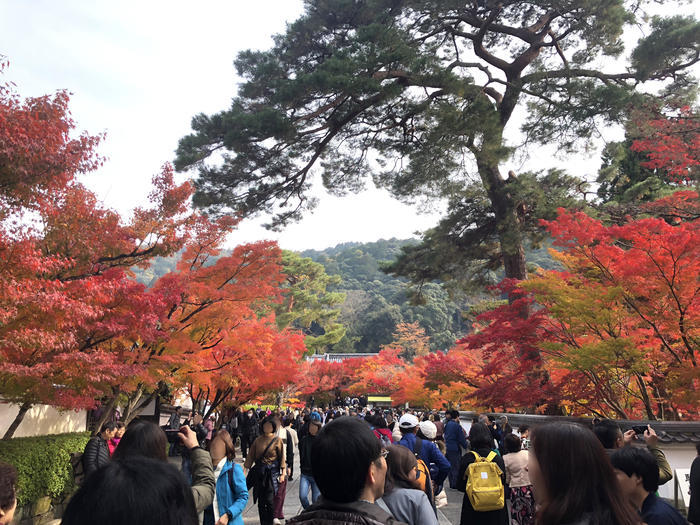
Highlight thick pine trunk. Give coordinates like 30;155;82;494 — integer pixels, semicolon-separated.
477;161;528;282
2;402;32;440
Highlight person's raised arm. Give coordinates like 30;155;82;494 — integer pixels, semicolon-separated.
179;426;215;512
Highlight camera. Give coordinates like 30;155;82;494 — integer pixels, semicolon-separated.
632;425;648;435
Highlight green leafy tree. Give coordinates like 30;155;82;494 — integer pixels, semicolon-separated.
276;250;346;353
384;170;581;294
175;1;699;287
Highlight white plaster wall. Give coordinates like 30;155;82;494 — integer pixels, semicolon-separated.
0;402;87;438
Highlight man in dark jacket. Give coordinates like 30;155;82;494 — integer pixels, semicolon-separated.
83;422;117;476
611;445;686;525
239;408;259;459
444;410;468;488
298;419;322;509
288;417;407;525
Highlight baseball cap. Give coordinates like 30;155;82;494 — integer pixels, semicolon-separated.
399;413;420;429
419;421;437;440
310;412;322;422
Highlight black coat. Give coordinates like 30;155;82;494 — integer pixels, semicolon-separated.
83;436;110;476
689;455;700;525
456;447;508;525
240;413;259;439
299;434;315;476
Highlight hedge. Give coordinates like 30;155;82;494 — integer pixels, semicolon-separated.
0;432;90;506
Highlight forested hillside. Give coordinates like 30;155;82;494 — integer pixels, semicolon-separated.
132;238;558;355
301;239;470;353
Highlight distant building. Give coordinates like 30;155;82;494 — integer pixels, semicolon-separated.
306;352;375;363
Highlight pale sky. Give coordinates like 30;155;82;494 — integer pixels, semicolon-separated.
1;1;693;250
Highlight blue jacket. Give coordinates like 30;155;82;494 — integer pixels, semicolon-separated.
398;433;450;486
444;419;468;453
215;461;248;525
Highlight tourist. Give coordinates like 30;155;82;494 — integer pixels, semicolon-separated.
429;413;444;442
593;419;673;486
417;420;445;499
456;422;508;525
244;416;286;525
282;416;299;480
113;420;215;514
379;445;438;525
168;406;182;429
61;456;198;525
168;407;183;456
240;408;259;460
287;417;406;525
611;445;686;525
529;422;640;525
398;414;450;493
518;424;530;450
368;413;394;446
496;416;512;454
204;416;215;447
203;431;248;525
298;418;322;509
689;443;700;524
502;433;534;525
444;410;468;488
273;415;293;524
108;421;125;456
83;421;117;476
0;462;17;525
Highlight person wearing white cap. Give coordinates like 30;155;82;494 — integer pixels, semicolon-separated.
397;415;450;496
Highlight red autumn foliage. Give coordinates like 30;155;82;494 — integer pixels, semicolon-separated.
0;64;306;436
630;106;700;183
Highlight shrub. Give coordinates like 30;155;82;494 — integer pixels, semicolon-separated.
0;432;90;505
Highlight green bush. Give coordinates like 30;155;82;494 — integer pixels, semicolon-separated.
0;432;90;506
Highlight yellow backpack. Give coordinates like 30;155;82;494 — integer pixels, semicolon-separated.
465;450;504;511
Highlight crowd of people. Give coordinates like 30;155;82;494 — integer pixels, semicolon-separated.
1;404;698;525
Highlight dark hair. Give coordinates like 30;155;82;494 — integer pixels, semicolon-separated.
366;413;388;429
311;417;381;503
518;424;529;434
62;457;197;525
593;419;622;449
0;461;17;511
100;421;118;434
468;422;494;450
531;423;639;525
384;445;419;492
696;442;700;455
112;420;167;462
260;416;278;434
610;446;659;493
115;421;126;430
450;410;460;420
504;433;522;454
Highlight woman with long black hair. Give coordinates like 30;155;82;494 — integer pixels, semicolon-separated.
528;422;641;525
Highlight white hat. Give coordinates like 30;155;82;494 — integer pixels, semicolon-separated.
399;413;420;429
419;421;437;440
